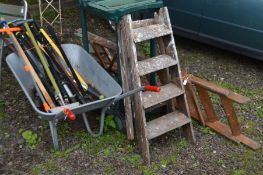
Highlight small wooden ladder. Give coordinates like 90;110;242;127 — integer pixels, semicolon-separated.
119;7;196;165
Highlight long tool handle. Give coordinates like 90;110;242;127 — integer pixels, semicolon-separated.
0;18;55;108
41;27;104;99
33;80;51;112
40;28;89;90
24;23;64;105
46;26;86;94
14;32;58;104
39;42;87;103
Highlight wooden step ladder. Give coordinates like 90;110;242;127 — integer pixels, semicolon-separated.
119;7;196;165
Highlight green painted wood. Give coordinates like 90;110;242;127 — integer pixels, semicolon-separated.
81;0;163;21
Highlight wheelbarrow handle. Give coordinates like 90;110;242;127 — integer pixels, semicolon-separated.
144;85;161;92
64;108;76;121
114;85;161;102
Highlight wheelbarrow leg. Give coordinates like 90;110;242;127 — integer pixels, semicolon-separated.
49;121;59;150
82;106;108;137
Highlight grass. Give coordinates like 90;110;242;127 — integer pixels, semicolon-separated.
51;144;81;159
139;154;177;175
215;81;263;136
176;138;189;149
256;104;263;119
31;127;182;174
32;159;60;174
31;130;128;173
0;100;5;119
200;126;216;136
228;145;263;175
231;170;246;175
104;162;116;175
123;154;143;166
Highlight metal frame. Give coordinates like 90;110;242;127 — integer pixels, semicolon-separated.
39;0;62;35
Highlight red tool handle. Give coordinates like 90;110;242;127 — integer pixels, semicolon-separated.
64;108;76;121
144;86;161;92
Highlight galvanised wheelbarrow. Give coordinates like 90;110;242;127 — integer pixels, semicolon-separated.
6;44;159;149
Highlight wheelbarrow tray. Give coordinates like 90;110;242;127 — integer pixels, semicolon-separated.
6;44;122;121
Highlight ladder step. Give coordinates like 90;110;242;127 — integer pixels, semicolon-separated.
138;55;177;76
132;19;155;29
143;83;184;109
133;24;172;43
146;110;191;140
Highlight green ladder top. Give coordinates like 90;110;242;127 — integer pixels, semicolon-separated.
80;0;163;22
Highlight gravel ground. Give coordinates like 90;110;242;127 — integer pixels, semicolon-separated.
0;8;262;175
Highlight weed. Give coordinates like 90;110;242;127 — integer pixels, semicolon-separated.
126;144;135;153
59;122;71;138
102;148;112;157
104;115;117;131
230;169;246;175
142;42;151;56
139;155;177;174
242;149;257;169
243;120;257;135
167;155;177;164
199;126;216;135
123;154;142;166
0;126;7;135
19;129;41;149
217;158;224;166
177;139;189;149
104;163;116;175
256;104;263;119
80;130;126;154
191;119;200;127
52;144;81;158
32;160;60;174
142;166;156;175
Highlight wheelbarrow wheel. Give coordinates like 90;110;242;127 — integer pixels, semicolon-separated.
111;111;126;133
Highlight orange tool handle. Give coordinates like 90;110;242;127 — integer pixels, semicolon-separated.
0;27;22;34
64;108;76;121
144;86;161;92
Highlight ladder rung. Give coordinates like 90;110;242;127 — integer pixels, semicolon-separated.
132;18;155;29
143;83;184;109
133;24;172;43
138;55;177;76
146;110;191;140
